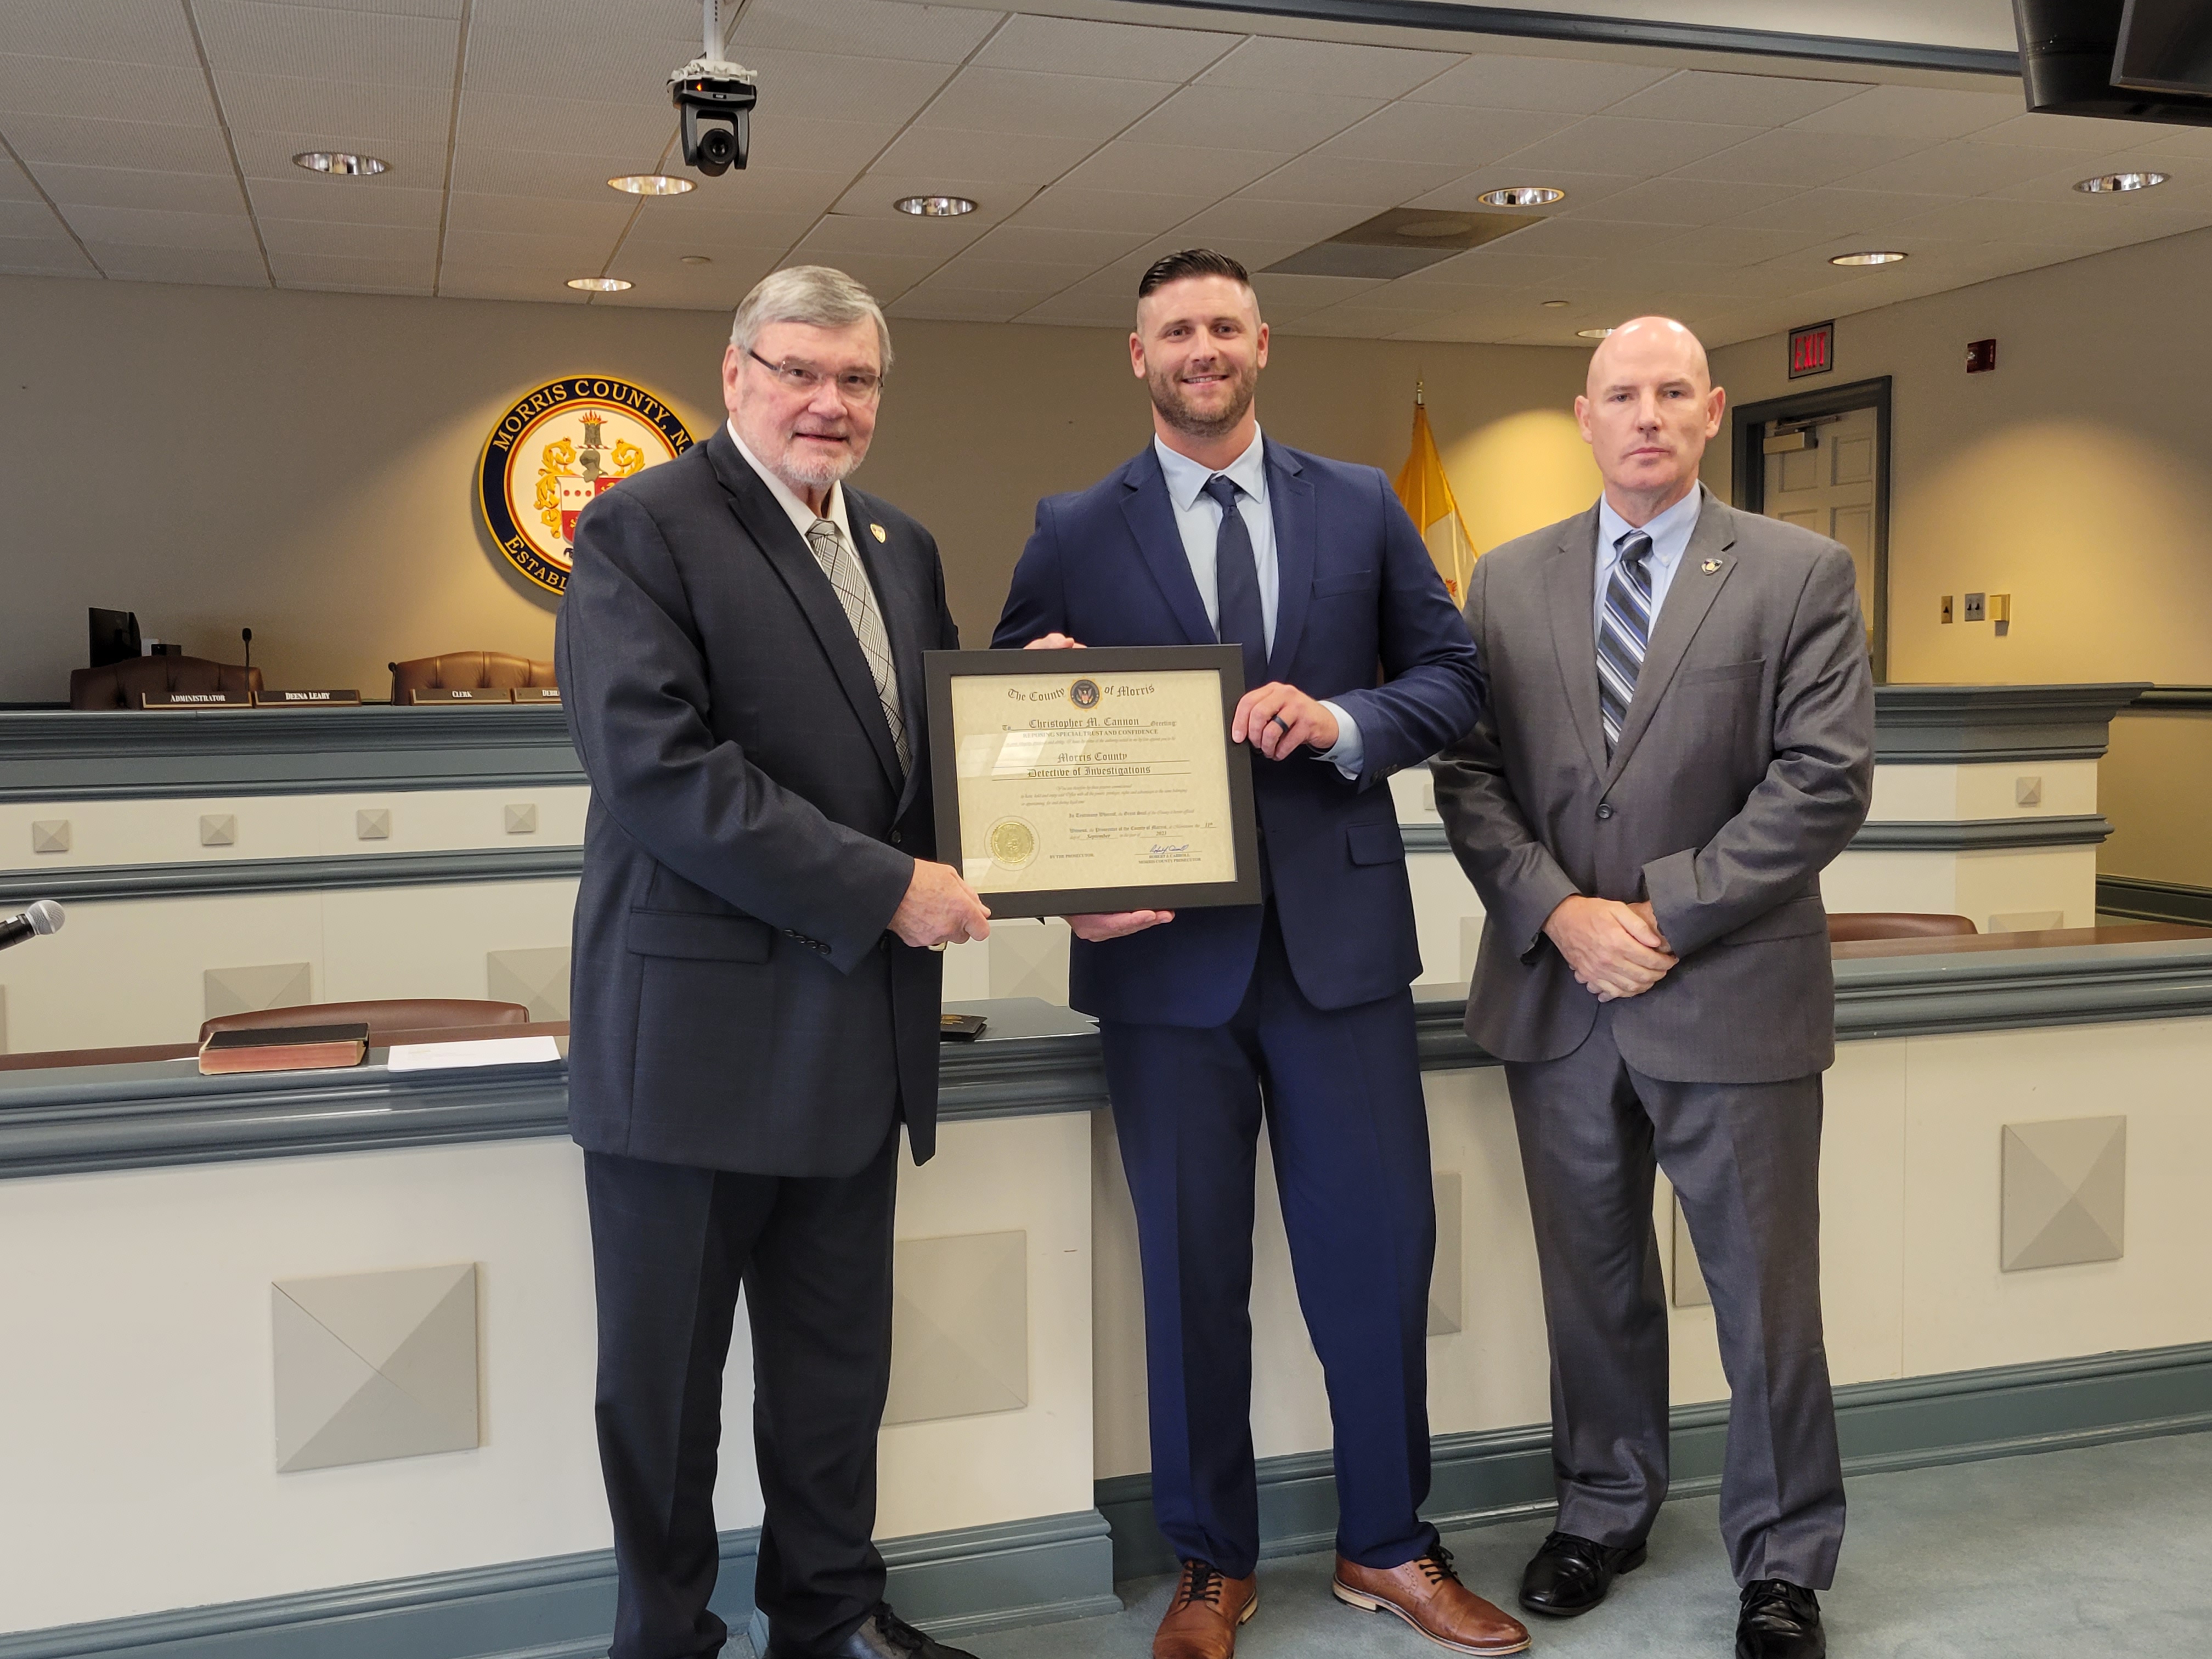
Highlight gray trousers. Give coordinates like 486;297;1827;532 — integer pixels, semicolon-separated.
1503;1006;1845;1589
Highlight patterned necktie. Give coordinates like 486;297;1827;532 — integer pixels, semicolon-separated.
1596;528;1655;756
1202;473;1268;691
805;516;910;774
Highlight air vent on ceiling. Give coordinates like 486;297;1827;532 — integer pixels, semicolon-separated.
1262;207;1540;280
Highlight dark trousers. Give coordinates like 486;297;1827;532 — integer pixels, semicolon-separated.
1101;906;1440;1580
584;1131;900;1659
1504;1006;1844;1589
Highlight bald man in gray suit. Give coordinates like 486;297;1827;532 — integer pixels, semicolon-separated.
1430;318;1874;1659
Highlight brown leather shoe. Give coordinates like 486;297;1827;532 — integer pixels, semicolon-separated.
1152;1559;1258;1659
1333;1548;1531;1655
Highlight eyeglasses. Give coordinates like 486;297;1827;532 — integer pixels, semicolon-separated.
745;348;883;403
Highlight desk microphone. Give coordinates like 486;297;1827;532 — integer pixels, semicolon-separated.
0;900;65;951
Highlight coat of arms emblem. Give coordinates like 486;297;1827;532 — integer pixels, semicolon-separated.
477;376;696;595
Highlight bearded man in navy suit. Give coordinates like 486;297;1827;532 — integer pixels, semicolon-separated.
994;250;1522;1659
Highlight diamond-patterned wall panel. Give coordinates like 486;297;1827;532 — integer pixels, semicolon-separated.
200;814;238;847
883;1231;1028;1426
205;961;313;1019
503;803;538;834
273;1263;479;1472
2002;1116;2126;1272
1671;1192;1712;1309
1428;1170;1462;1336
356;808;391;840
486;946;568;1022
31;819;70;854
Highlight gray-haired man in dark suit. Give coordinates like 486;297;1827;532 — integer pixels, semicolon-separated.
560;266;990;1659
1430;317;1874;1659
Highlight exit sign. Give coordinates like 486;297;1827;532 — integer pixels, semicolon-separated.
1788;320;1835;379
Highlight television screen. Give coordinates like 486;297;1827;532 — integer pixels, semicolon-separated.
2115;0;2212;97
2016;0;2212;128
88;607;140;668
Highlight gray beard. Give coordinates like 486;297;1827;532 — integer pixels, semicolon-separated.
771;436;860;492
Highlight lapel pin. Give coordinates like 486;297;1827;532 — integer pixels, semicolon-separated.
1702;558;1722;574
870;522;887;543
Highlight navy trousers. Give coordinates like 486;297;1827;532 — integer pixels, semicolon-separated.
1100;904;1439;1579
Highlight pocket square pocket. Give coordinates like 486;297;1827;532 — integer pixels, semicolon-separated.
625;907;774;962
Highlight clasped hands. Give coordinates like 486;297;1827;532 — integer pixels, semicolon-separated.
1021;631;1334;942
1544;895;1677;1002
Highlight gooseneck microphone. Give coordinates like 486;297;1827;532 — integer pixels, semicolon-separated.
0;899;65;952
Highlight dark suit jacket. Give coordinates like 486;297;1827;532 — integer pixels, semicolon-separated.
556;428;958;1174
1430;488;1875;1084
994;438;1484;1026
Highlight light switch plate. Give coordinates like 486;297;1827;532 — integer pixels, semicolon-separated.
1939;595;1954;624
1963;592;1987;622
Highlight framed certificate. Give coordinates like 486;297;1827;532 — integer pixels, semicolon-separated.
924;645;1262;919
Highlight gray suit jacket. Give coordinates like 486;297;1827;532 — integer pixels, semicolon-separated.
1430;488;1875;1083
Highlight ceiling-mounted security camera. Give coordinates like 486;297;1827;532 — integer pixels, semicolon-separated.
669;56;757;176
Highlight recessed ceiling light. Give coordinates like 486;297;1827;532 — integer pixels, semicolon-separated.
566;276;633;292
679;255;713;266
1830;250;1907;266
292;151;387;177
894;195;976;217
610;173;695;196
1479;185;1566;208
1576;327;1615;340
2074;170;2167;194
1541;299;1570;309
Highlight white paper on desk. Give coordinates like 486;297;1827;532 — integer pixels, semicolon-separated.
386;1036;561;1071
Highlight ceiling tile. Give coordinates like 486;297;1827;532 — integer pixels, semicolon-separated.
787;249;935;302
1982;160;2197;205
923;255;1096;291
1832;139;2069;198
0;0;203;66
445;190;633;236
1485;216;1672;258
259;217;437;259
194;0;460;86
1966;112;2170;153
1122;84;1383;153
266;250;433;289
2129;125;2212;161
0;199;62;237
1235;153;1464;208
1405;167;1640;213
1170;197;1369;246
242;175;444;225
831;172;1027;224
870;126;1096;189
0;151;38;201
0;112;233;172
31;163;246;215
1605;70;1869;128
890;290;1038;323
1877;195;2205;247
462;23;731;105
591;251;779;301
1568;176;1802;226
60;202;256;251
1498;116;1760;176
90;244;268;285
1250;270;1385;308
0;57;215;125
436;263;585;302
1675;130;1925;188
1015;290;1143;327
1319;103;1574;170
1198;37;1460;101
619;208;818;254
918;68;1177;143
742;115;900;176
442;225;625;267
1406;53;1670;114
1395;247;1604;287
1639;224;1834;267
1787;84;2024;142
973;15;1241;84
453;91;677;161
798;211;991;259
448;144;659;201
0;230;97;274
730;0;1001;65
230;129;451;183
216;72;453;142
1054;142;1287;200
961;222;1150;267
1008;185;1218;236
1714;187;1926;236
724;47;959;123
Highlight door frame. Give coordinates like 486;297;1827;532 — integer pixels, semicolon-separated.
1729;374;1892;682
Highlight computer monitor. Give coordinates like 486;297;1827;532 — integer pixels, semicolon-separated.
88;608;142;668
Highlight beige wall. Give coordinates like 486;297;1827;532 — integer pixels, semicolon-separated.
1;273;1595;705
1706;225;2212;687
2101;710;2212;888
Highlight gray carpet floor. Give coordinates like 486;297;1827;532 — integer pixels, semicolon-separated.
963;1431;2212;1658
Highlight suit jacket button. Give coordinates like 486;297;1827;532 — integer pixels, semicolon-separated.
890;830;903;845
1596;804;1614;820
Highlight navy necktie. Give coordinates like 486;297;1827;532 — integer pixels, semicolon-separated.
1597;528;1655;755
1203;473;1267;692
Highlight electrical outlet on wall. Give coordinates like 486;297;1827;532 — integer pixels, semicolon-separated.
1963;592;1987;622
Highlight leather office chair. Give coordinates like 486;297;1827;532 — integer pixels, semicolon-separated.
389;651;556;703
199;998;532;1046
1826;912;1979;943
70;655;262;710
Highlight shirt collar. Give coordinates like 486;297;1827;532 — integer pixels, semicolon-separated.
727;419;848;544
1598;482;1703;569
1154;426;1268;512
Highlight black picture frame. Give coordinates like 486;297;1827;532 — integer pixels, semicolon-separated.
924;644;1262;919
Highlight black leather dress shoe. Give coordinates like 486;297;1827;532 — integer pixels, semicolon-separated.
1516;1530;1647;1617
770;1603;980;1659
1736;1579;1825;1659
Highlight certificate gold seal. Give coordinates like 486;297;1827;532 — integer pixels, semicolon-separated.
987;816;1039;868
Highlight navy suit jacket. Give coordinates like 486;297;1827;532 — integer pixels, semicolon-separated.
994;438;1484;1025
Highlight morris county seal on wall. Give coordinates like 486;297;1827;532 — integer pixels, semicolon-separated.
478;377;696;595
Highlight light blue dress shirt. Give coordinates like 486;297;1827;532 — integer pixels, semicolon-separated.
1594;484;1703;644
1151;430;1364;776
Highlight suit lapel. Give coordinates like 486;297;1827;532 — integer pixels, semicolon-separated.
1544;504;1610;780
845;484;934;819
1119;447;1217;648
704;431;904;792
1263;441;1312;683
1604;488;1739;786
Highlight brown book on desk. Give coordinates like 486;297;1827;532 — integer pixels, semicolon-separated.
198;1022;370;1075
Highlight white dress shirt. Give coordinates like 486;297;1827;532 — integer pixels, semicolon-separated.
729;419;860;554
1151;429;1364;777
1594;483;1703;644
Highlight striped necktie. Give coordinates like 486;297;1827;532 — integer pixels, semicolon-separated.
805;516;910;774
1596;528;1655;756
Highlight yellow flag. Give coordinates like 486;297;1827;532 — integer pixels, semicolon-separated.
1392;386;1478;603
